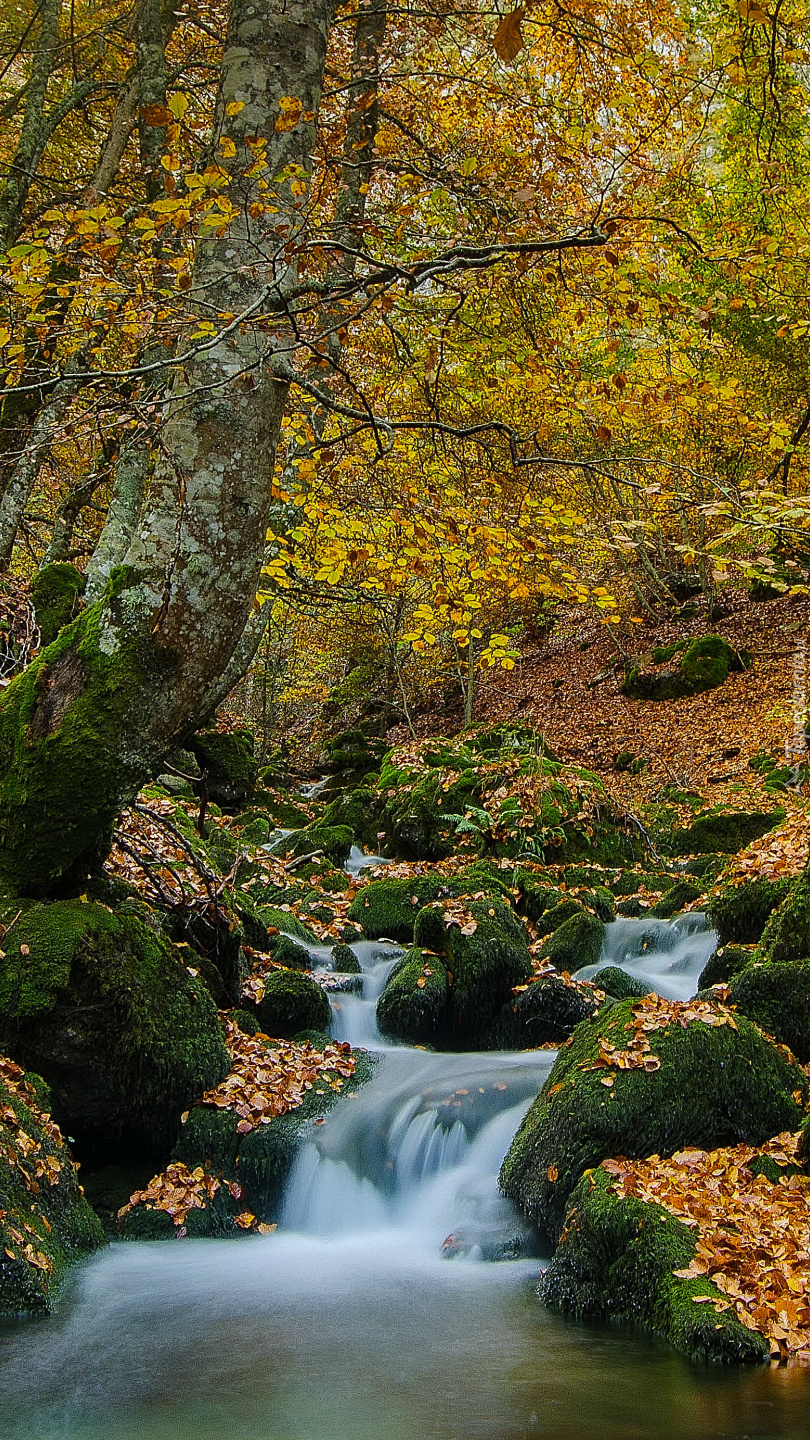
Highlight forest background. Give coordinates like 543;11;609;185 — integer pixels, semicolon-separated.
0;0;808;829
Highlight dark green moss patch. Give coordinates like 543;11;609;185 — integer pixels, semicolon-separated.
256;971;331;1038
708;877;793;945
30;563;85;647
545;912;605;973
500;997;806;1243
540;1168;767;1365
0;899;229;1159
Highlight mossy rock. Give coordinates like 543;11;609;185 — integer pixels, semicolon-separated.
515;875;562;923
418;896;532;1047
708;876;793;945
667;809;784;856
622;635;749;702
188;728;258;809
377;946;449;1045
540;1168;768;1366
286;824;353;865
697;944;752;990
497;975;599;1048
234;813;271;847
591;966;651;1000
256;971;331;1039
0;900;229;1159
729;960;810;1062
0;1059;105;1314
616;896;643;918
648;879;702;919
271;935;312;970
757;872;810;965
348;874;501;943
330;943;361;974
162;907;243;1007
500;996;806;1243
536;898;585;936
128;1049;378;1235
321;788;375;840
257;907;319;945
30;562;85;647
545;912;605;972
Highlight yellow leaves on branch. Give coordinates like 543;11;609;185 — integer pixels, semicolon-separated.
603;1132;810;1364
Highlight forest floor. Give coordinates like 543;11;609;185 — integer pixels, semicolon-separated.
386;587;810;883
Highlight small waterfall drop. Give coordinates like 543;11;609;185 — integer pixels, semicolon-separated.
575;911;717;999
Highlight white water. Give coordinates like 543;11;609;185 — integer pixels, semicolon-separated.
344;842;391;876
575;912;717;1000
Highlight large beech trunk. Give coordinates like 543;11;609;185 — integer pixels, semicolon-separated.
0;0;332;896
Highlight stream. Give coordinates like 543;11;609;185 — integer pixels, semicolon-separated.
0;914;808;1439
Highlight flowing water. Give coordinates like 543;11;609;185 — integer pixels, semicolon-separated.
0;914;808;1439
576;911;718;999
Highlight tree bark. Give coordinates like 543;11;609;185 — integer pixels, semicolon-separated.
0;0;334;896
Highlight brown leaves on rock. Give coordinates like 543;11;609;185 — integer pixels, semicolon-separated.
0;1055;65;1192
118;1163;221;1228
729;809;810;883
582;993;738;1078
603;1132;810;1363
199;1019;355;1135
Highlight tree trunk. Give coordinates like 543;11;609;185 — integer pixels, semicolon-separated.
0;0;333;896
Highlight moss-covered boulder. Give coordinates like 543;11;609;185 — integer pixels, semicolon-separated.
376;895;532;1048
545;912;605;972
376;945;449;1045
535;898;585;936
330;942;361;973
188;728;258;809
708;876;793;945
285;824;354;866
499;995;806;1243
30;562;85;647
270;935;312;970
497;975;599;1048
124;1047;377;1236
697;943;752;991
0;1057;105;1313
348;872;502;943
666;809;783;856
756;871;810;965
648;879;702;918
622;635;749;702
0;900;228;1158
514;874;562;923
256;971;331;1038
728;959;810;1062
258;907;320;945
540;1167;767;1366
591;966;651;1000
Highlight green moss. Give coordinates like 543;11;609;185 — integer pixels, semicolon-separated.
697;944;752;990
234;813;271;846
591;966;651;1000
321;788;375;837
540;1168;768;1366
0;571;183;896
498;975;599;1048
729;960;810;1062
30;563;85;647
667;809;784;856
256;907;319;945
0;899;229;1157
622;636;749;702
256;971;331;1038
514;875;562;922
188;728;257;809
500;997;806;1243
0;1059;105;1314
708;877;793;944
270;935;312;970
536;898;585;936
648;879;702;918
757;872;810;965
348;875;496;942
545;912;605;972
288;824;353;865
330;943;361;973
377;946;449;1044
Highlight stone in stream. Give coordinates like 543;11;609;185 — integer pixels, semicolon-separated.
728;959;810;1063
708;875;793;945
500;994;807;1245
255;970;331;1039
377;895;531;1049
